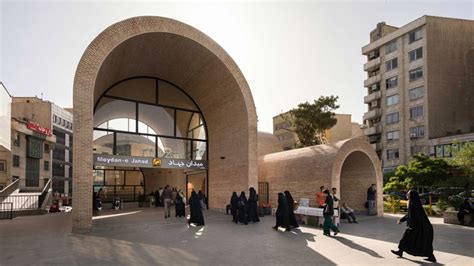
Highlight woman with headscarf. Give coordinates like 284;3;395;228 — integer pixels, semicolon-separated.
247;187;260;223
237;191;249;225
175;189;186;218
391;190;436;262
230;192;239;224
188;190;205;226
273;192;290;231
284;190;299;228
323;189;339;236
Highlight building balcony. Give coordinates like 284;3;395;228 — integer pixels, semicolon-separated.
364;90;382;104
364;124;382;135
364;74;381;87
363;57;381;72
363;108;382;121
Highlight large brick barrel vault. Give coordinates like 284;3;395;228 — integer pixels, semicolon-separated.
258;138;383;214
72;16;258;232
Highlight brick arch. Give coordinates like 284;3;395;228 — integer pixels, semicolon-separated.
73;16;257;232
258;138;382;214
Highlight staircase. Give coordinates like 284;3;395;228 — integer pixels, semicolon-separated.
0;179;52;219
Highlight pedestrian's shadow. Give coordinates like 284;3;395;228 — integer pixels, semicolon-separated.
398;256;445;265
332;236;383;258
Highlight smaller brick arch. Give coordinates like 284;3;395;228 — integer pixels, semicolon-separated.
258;138;383;215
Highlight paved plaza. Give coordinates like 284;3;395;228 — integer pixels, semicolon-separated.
0;208;473;265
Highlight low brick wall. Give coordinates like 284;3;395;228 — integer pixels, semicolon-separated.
443;210;472;225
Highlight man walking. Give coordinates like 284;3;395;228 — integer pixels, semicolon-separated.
162;185;172;218
316;186;326;227
367;184;377;216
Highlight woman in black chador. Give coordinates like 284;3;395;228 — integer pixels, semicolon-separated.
188;191;205;226
230;192;239;224
237;191;249;225
247;187;260;223
284;190;299;228
273;192;290;231
391;190;436;262
175;190;185;218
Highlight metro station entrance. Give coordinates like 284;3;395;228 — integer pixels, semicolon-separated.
92;77;208;204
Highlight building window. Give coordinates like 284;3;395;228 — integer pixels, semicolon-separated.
44;143;50;154
409;106;423;119
0;160;5;172
13;155;20;167
385;40;397;54
409;67;423;81
371;83;380;92
387;130;400;141
13;133;20;147
53;115;57;123
387;149;400;160
387;94;399;106
385;58;398;71
409;28;422;44
409;86;424;100
386;112;399;124
409;47;423;62
410;145;424;155
27;136;44;159
25;157;40;187
368;49;379;60
44;161;50;171
386;76;398;89
410;126;425;138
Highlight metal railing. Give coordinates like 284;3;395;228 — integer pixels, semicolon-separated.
38;179;52;208
0;195;40;210
0;202;13;220
0;179;20;197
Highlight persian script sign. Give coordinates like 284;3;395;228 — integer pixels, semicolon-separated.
27;121;52;136
93;154;207;170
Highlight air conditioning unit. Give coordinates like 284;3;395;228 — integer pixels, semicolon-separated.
371;101;378;107
409;133;417;138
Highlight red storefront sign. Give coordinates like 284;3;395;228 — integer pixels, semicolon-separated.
27;121;52;136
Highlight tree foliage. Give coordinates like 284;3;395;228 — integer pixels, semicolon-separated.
384;154;451;192
282;95;339;147
447;142;474;191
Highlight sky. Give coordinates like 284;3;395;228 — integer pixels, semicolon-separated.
1;0;472;133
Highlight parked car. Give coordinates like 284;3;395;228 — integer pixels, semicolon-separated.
59;206;73;212
48;204;61;213
419;187;465;205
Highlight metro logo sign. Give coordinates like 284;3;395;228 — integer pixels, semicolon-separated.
27;121;52;136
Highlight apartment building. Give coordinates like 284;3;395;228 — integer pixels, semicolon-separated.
362;16;474;172
12;97;73;195
0;83;12;190
273;112;363;150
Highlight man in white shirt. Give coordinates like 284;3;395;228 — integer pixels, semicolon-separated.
341;202;358;223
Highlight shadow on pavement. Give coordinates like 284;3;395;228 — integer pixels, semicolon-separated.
332;235;383;258
336;214;474;257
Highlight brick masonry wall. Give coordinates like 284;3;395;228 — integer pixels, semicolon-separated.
73;16;258;232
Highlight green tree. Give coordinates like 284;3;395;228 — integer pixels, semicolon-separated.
394;154;451;188
448;142;474;192
282;96;339;147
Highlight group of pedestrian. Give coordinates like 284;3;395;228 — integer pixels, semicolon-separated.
273;191;299;231
230;187;260;225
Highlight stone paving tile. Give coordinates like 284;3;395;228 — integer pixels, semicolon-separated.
0;208;473;265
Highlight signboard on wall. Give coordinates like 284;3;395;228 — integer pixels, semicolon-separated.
27;121;52;136
93;154;208;170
